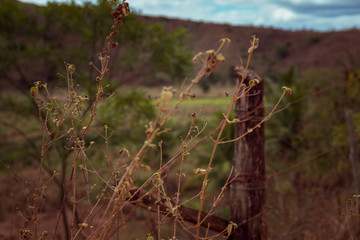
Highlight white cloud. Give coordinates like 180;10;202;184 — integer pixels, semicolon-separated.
273;8;296;21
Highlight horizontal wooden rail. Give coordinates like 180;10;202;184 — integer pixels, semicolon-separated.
129;188;228;234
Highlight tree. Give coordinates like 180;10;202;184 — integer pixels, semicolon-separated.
0;0;193;92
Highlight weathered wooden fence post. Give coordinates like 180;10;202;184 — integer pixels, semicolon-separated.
230;67;266;240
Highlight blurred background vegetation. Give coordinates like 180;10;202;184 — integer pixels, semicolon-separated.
0;0;360;238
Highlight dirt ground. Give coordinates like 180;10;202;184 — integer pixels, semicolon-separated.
1;166;360;239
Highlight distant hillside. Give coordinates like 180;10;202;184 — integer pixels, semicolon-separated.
142;15;360;79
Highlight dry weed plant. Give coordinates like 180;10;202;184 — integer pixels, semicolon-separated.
3;0;291;239
344;195;360;240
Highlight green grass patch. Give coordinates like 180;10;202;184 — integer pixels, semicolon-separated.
175;97;231;106
167;97;232;121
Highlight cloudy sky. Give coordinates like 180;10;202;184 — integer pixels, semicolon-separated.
19;0;360;31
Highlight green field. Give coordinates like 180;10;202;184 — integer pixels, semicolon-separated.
175;97;231;106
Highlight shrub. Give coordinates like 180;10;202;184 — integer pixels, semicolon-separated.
276;42;291;59
306;33;321;44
